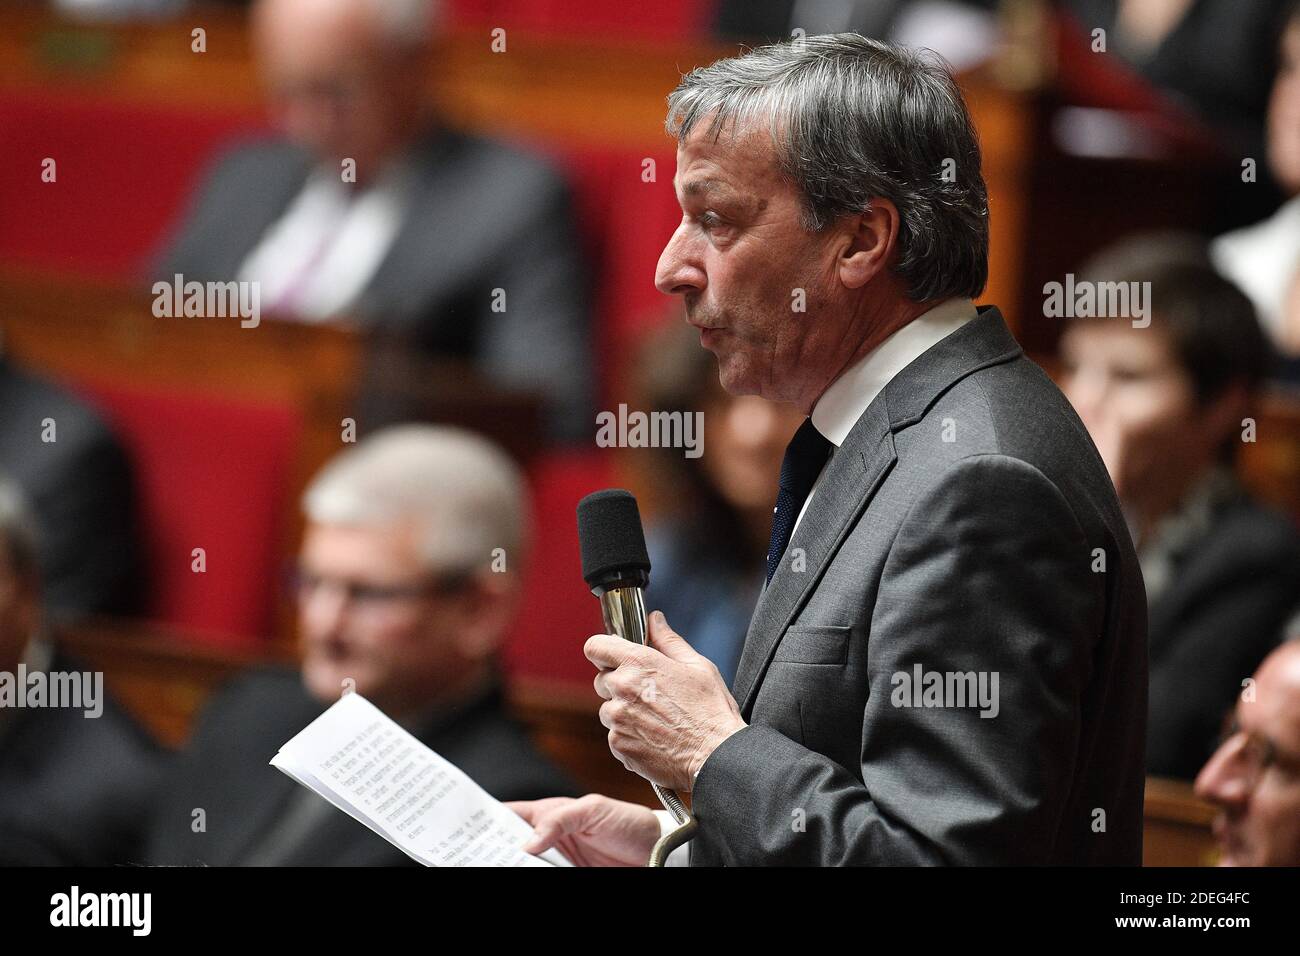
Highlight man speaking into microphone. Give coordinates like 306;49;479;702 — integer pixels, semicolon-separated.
509;33;1147;865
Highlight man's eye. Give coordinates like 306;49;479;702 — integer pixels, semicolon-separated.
699;212;724;230
1110;368;1147;384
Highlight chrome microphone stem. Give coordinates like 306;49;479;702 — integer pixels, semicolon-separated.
598;587;699;867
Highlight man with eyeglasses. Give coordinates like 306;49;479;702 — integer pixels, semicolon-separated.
144;425;574;866
1195;634;1300;866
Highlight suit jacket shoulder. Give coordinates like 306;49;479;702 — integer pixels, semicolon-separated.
693;307;1147;866
0;649;167;865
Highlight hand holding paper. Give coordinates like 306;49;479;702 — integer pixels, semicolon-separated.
270;692;571;867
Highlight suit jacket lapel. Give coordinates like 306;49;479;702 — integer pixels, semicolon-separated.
729;306;1023;716
731;399;896;715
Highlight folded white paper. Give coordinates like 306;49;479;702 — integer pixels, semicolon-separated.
270;692;571;867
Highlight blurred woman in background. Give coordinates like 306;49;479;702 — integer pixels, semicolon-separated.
1060;239;1300;780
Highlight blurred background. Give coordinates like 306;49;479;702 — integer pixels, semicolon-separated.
2;0;1299;866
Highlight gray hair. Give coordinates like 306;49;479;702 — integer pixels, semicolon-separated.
665;33;989;302
0;474;41;581
303;425;528;575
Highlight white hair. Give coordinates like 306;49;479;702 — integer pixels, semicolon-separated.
303;425;528;574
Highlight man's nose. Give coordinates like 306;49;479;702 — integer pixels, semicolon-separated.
655;226;706;297
1194;740;1251;808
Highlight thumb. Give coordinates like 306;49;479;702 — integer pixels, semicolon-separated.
647;610;696;662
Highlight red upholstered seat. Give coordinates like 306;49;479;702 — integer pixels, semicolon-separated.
71;380;302;647
524;141;685;398
506;449;616;683
0;90;265;277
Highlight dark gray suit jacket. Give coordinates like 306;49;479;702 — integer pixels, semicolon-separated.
154;126;593;440
0;359;142;618
0;649;164;866
690;307;1148;865
1147;492;1300;780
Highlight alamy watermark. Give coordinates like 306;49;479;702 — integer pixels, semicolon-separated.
891;664;1000;718
0;665;103;718
50;886;150;936
1042;273;1150;328
595;404;703;459
152;273;260;328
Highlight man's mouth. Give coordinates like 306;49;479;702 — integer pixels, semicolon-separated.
698;327;726;348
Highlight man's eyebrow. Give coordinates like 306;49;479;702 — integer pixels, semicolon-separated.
679;178;730;199
677;178;765;215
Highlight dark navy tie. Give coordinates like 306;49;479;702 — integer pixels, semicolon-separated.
765;417;832;584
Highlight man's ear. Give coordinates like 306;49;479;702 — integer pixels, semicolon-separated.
838;197;900;291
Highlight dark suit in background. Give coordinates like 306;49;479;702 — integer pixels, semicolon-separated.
0;648;164;866
1146;491;1300;780
145;668;577;866
155;127;594;441
0;358;141;619
690;308;1148;865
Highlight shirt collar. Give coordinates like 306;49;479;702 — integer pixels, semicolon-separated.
810;297;978;447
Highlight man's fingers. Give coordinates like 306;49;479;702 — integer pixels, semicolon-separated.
585;633;652;670
647;610;697;662
504;797;569;826
521;797;599;854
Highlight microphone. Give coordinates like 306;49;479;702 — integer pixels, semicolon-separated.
576;489;698;867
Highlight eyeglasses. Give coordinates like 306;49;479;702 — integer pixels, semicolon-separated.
1213;711;1300;791
287;567;473;610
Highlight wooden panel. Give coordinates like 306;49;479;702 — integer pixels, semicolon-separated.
1240;391;1300;524
58;619;282;748
1143;776;1218;867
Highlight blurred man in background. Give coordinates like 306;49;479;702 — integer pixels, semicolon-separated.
1195;636;1300;866
145;425;574;866
0;353;141;620
154;0;593;440
0;475;162;866
1060;239;1300;781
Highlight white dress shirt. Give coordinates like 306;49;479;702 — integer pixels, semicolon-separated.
236;162;415;321
1211;194;1300;348
792;296;978;536
652;296;978;864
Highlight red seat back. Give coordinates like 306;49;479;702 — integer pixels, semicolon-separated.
72;380;302;647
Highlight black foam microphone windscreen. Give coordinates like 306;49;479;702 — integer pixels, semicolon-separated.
576;489;651;590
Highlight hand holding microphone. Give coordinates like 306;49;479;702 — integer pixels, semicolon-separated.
577;488;745;865
585;610;744;792
508;489;745;867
